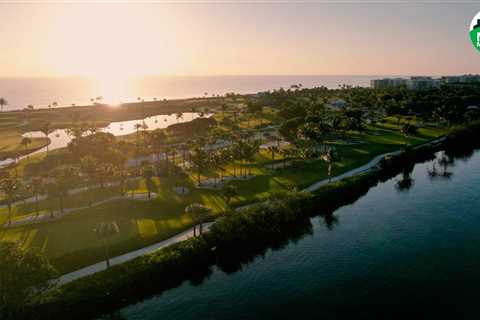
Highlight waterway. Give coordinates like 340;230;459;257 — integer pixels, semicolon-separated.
104;148;480;319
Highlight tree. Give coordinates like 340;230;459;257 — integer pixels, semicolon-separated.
324;149;339;182
222;184;238;209
0;175;22;225
142;165;156;200
93;222;120;269
242;140;260;176
400;122;418;136
178;143;189;168
30;176;45;216
0;242;57;319
80;156;98;206
185;203;212;236
66;123;87;140
280;148;291;169
47;166;77;215
0;98;7;112
39;122;52;154
114;169;130;196
148;130;167;162
174;168;189;194
267;145;279;169
134;123;142;141
221;104;228;118
175;112;183;123
190;146;209;185
20;137;32;159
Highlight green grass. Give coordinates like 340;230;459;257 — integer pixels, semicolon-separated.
0;127;49;160
0;119;447;273
0;97;226;159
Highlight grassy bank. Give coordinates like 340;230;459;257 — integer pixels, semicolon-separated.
29;127;463;320
0;97;226;159
0;118;447;274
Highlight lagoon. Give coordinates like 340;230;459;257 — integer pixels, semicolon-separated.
105;148;480;319
0;112;209;167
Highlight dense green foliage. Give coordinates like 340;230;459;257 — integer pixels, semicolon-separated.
0;242;57;319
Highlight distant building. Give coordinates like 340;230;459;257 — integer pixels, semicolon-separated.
325;98;346;111
331;99;346;109
370;78;407;89
372;75;480;90
406;77;441;90
441;75;480;84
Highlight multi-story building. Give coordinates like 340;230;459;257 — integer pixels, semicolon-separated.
441;75;480;84
406;77;441;90
370;75;480;90
370;78;407;89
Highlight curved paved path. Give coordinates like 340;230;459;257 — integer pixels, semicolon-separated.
57;222;213;286
50;135;445;285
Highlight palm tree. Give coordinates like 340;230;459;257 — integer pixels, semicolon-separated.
115;169;130;196
149;130;166;162
190;147;209;185
179;143;189;168
30;177;44;216
141;121;149;137
163;145;172;173
93;221;120;269
185;203;212;236
175;169;189;194
80;156;97;206
280;148;290;169
0;175;21;225
49;166;77;214
221;104;228;119
229;144;242;177
142;165;155;200
39;122;52;154
20;137;32;159
267;145;279;169
325;149;339;182
243;141;260;176
134;123;142;139
222;184;238;209
175;112;183;123
0;98;7;112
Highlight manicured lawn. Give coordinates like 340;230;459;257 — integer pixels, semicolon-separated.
0;127;49;160
0;120;447;273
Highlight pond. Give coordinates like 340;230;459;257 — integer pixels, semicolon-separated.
102;148;480;319
0;112;210;167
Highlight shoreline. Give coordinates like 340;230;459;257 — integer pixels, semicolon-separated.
32;129;472;320
52;135;448;285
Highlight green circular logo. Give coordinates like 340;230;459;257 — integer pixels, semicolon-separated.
470;12;480;52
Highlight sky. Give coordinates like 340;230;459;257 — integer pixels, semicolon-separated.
0;1;479;78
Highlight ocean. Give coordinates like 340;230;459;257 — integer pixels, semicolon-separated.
0;75;386;111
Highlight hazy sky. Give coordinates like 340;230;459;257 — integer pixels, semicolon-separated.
1;1;479;77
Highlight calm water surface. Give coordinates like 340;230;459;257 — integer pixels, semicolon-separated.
106;149;480;319
0;112;209;167
0;75;388;111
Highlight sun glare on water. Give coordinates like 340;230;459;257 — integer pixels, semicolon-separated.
95;74;132;106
